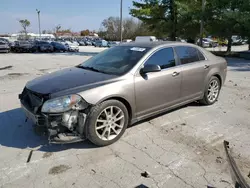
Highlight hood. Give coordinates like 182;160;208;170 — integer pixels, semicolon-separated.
26;67;118;95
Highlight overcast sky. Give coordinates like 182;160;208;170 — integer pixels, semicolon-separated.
0;0;134;34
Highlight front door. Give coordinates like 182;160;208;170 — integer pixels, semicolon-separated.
134;47;182;119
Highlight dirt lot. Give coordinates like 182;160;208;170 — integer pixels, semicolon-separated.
0;47;250;188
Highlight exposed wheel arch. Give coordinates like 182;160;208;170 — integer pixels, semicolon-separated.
212;74;222;88
99;97;132;122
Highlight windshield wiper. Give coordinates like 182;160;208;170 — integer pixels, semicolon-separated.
76;65;105;73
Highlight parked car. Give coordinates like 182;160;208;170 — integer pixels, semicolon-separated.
51;42;68;52
123;39;133;43
77;40;86;46
217;38;228;46
64;41;79;52
0;41;10;53
232;35;243;45
85;40;93;46
19;41;227;146
197;38;218;48
135;36;157;42
35;41;54;52
94;40;108;47
11;41;36;53
0;38;10;46
91;40;96;46
108;41;119;48
242;38;248;45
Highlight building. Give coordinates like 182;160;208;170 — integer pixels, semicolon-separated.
10;33;55;40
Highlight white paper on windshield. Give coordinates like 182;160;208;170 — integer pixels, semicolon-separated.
130;47;146;52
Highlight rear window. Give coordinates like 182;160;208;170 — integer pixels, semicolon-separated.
175;46;201;64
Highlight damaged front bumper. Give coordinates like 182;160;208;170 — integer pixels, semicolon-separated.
224;141;250;188
19;88;89;144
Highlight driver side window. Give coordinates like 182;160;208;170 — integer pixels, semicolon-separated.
144;47;176;69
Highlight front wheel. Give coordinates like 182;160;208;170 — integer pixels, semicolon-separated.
200;76;221;105
85;100;129;146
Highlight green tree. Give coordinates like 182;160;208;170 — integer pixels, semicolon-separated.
130;0;178;40
176;0;203;42
19;19;30;39
80;29;90;36
205;0;250;52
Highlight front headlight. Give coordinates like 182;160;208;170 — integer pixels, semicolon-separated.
41;94;84;113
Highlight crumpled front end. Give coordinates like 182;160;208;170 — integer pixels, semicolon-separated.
19;87;90;144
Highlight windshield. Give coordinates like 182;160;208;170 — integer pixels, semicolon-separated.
78;45;150;75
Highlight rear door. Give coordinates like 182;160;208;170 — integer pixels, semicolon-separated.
174;46;207;101
134;47;182;118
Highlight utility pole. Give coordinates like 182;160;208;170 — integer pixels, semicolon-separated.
36;9;41;38
199;0;205;46
120;0;123;42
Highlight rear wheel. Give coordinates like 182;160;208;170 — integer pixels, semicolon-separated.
85;100;129;146
200;76;221;105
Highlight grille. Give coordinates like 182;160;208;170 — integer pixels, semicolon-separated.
20;88;48;113
37;115;46;126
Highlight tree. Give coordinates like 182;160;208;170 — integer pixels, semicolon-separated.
54;24;61;38
130;0;178;40
101;17;121;40
130;0;204;41
205;0;250;52
176;0;203;42
60;29;71;33
19;19;30;39
80;29;90;36
100;16;148;40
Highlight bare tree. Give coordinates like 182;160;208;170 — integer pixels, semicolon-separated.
102;17;120;40
101;17;143;40
54;24;61;38
19;19;31;39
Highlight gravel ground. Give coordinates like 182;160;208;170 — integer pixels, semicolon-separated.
0;46;250;188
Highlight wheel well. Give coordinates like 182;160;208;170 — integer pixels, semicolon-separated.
213;74;222;86
104;97;132;120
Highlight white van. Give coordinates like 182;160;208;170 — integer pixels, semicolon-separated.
135;36;157;42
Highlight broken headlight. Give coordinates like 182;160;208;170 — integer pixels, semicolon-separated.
41;94;87;113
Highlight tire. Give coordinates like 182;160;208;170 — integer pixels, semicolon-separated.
85;100;129;146
200;76;221;105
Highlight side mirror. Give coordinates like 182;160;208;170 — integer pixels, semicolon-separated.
141;64;161;74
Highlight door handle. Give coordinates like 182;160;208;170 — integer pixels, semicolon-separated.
204;65;210;69
172;71;180;77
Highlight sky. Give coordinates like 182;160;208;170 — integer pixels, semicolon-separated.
0;0;134;34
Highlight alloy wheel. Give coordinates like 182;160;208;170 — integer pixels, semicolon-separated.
207;80;219;103
95;106;125;141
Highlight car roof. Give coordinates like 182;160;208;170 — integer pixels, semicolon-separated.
119;41;216;60
119;41;190;48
